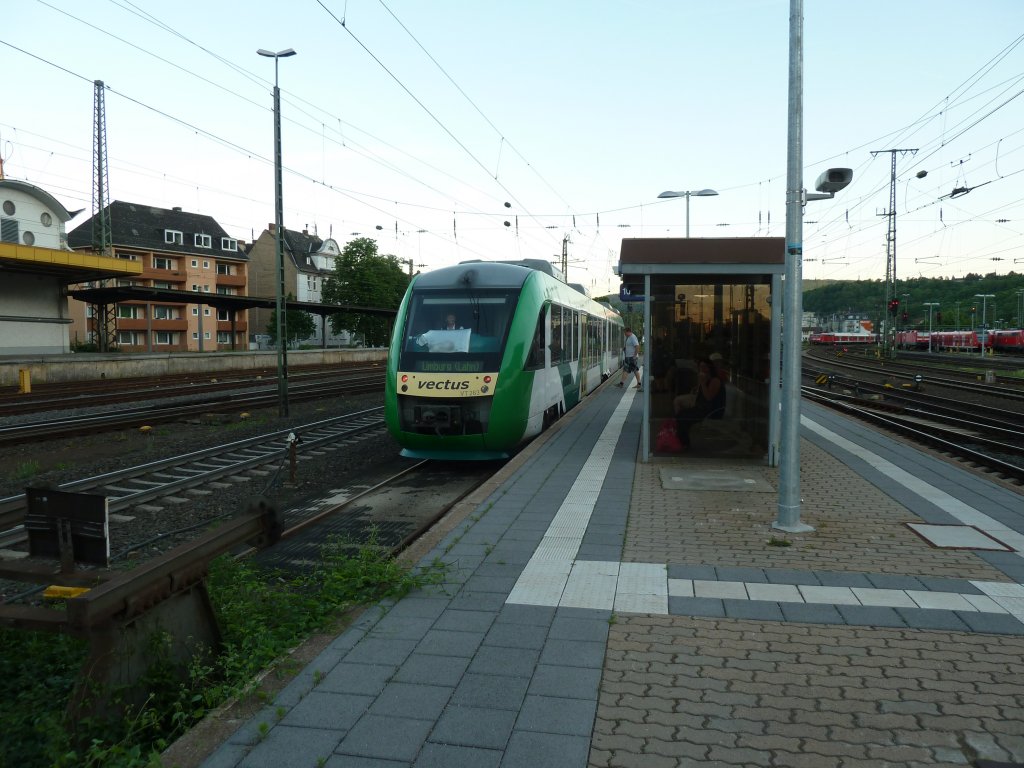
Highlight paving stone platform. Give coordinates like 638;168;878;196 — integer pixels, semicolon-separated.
199;382;1024;768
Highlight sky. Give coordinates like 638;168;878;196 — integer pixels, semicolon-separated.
3;1;1024;298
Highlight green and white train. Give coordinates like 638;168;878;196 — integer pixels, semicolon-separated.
385;259;624;460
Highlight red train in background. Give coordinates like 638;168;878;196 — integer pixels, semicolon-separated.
810;328;1024;353
990;329;1024;353
893;329;1024;353
808;332;876;345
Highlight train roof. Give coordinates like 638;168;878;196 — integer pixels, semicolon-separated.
411;260;609;308
413;262;534;290
414;259;575;290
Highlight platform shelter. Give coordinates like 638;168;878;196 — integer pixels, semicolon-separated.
616;237;785;464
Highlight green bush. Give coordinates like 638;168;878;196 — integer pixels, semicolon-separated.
0;536;446;768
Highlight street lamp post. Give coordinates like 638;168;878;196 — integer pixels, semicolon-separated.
656;189;719;237
923;302;939;352
974;293;994;355
258;47;296;418
775;0;853;534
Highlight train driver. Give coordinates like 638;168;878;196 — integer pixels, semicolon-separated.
444;313;463;330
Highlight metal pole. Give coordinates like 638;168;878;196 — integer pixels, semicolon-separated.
775;0;813;533
268;55;290;417
924;302;939;352
685;192;691;238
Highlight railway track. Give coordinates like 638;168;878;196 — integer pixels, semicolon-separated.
803;386;1024;485
0;407;388;552
804;350;1024;403
0;372;385;446
0;363;380;417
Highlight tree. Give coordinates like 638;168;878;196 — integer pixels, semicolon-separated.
321;237;409;347
266;293;316;346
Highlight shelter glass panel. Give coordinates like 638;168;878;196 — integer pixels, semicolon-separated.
646;275;772;458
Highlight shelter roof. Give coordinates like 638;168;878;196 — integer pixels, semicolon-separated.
0;242;143;283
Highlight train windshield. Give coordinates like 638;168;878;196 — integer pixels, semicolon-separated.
398;291;517;372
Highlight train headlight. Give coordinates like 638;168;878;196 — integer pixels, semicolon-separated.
401;374;409;383
481;385;489;393
483;375;492;383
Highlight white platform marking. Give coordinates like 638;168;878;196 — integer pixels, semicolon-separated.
502;396;1024;628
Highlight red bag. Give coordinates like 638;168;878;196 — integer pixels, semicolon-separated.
655;419;682;452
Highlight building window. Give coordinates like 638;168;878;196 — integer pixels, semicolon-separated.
217;309;230;321
217;287;235;295
153;305;175;320
154;256;174;270
202;260;210;269
192;332;199;340
117;330;140;345
40;212;53;227
2;201;14;215
115;251;138;261
204;307;211;316
204;331;211;340
1;217;18;243
165;229;183;245
152;280;172;289
217;331;231;343
192;307;199;316
194;234;212;248
192;284;199;292
203;285;210;292
217;263;232;276
22;231;35;246
116;305;140;319
221;237;237;252
155;331;175;345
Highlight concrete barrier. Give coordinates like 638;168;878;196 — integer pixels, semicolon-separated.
0;348;387;386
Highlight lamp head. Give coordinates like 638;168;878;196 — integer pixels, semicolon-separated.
657;188;718;199
257;48;297;58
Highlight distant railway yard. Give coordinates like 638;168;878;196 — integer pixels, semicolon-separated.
803;345;1024;486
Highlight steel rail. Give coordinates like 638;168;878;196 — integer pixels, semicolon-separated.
0;375;384;446
803;387;1024;484
0;408;385;534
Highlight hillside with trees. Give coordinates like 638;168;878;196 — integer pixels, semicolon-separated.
803;272;1024;330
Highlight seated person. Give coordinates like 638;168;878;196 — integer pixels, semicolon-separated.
674;357;726;450
444;313;463;330
709;352;730;383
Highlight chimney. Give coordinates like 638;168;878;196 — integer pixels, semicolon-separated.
268;222;275;232
173;206;182;212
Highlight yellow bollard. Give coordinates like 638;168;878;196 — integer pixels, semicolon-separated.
18;368;31;394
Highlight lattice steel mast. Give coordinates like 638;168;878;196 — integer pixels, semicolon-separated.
91;79;116;351
871;147;916;355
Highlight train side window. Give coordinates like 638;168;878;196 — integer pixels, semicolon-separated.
550;305;564;363
525;308;545;370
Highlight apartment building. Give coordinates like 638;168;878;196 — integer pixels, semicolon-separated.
67;202;249;351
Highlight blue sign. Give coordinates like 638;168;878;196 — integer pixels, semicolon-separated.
619;285;645;302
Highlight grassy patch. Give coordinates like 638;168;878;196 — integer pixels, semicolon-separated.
0;536;446;768
10;460;42;482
